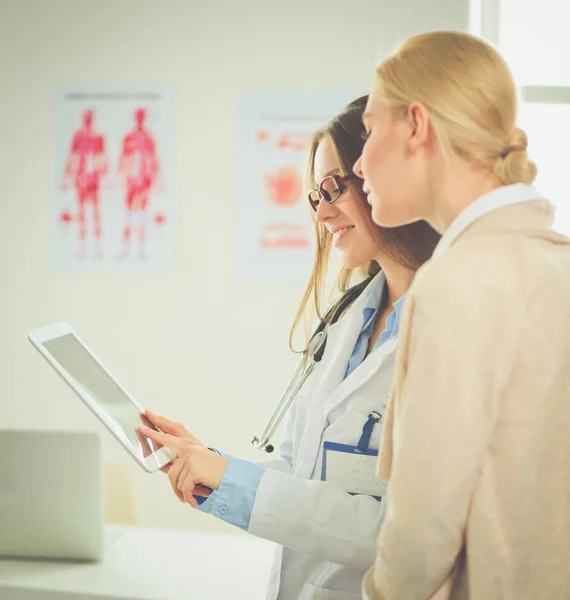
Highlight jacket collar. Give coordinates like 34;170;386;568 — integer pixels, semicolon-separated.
433;184;547;259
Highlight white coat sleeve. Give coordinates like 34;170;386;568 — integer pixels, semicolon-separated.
248;468;386;570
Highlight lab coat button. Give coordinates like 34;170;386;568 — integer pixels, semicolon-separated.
219;505;228;515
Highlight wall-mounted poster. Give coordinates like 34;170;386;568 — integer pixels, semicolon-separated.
53;88;174;274
237;91;353;281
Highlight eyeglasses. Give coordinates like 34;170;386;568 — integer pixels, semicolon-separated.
308;174;356;212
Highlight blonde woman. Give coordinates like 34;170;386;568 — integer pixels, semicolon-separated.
139;97;440;599
354;31;570;600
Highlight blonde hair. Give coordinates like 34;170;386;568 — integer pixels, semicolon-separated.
375;31;537;184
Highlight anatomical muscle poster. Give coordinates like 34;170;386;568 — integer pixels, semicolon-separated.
52;87;174;274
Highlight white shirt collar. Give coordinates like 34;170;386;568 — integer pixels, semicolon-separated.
433;183;544;260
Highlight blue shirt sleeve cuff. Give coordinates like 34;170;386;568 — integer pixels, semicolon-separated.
196;457;264;531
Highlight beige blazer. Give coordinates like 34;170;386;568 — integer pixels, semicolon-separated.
364;198;570;600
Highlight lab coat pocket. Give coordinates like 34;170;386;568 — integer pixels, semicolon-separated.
298;582;362;600
322;404;386;452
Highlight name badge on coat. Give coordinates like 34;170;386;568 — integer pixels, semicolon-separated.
321;411;387;501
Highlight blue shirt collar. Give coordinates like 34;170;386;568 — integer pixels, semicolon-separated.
361;272;385;324
362;271;406;341
342;272;407;380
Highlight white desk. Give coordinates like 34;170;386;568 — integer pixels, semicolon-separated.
0;526;276;599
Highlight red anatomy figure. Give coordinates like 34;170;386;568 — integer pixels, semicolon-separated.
62;109;108;259
117;108;160;259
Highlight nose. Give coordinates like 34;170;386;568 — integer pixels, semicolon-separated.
353;156;363;178
315;195;338;223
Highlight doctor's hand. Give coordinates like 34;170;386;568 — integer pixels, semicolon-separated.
142;409;204;473
144;409;203;446
137;426;229;508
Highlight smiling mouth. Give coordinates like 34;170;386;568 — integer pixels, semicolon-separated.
332;226;354;247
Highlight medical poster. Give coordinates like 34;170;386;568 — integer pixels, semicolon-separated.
52;87;174;274
237;91;353;281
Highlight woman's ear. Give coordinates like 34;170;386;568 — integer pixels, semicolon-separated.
407;102;430;155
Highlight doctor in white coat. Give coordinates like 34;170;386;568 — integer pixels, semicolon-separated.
140;96;440;600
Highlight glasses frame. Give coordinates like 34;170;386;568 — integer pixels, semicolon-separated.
307;174;356;212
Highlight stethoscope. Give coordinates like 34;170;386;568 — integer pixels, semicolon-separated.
251;277;373;453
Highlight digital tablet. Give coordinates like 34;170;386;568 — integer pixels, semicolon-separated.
27;322;176;473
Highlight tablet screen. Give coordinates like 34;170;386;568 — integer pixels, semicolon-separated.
42;333;160;460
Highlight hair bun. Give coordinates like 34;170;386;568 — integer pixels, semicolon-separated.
501;127;529;157
494;127;537;185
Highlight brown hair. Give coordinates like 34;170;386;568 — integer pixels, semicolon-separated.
289;96;441;353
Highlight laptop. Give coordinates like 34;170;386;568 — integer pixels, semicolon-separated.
0;429;104;561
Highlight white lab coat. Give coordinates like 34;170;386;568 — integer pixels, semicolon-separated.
250;273;396;600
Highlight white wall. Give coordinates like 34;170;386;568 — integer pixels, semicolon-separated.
0;0;468;532
498;0;570;236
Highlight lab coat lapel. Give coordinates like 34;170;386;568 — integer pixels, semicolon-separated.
322;336;397;422
294;308;361;479
294;275;381;479
309;308;362;405
308;272;385;408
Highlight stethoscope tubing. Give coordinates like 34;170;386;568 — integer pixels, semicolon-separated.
250;275;374;453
